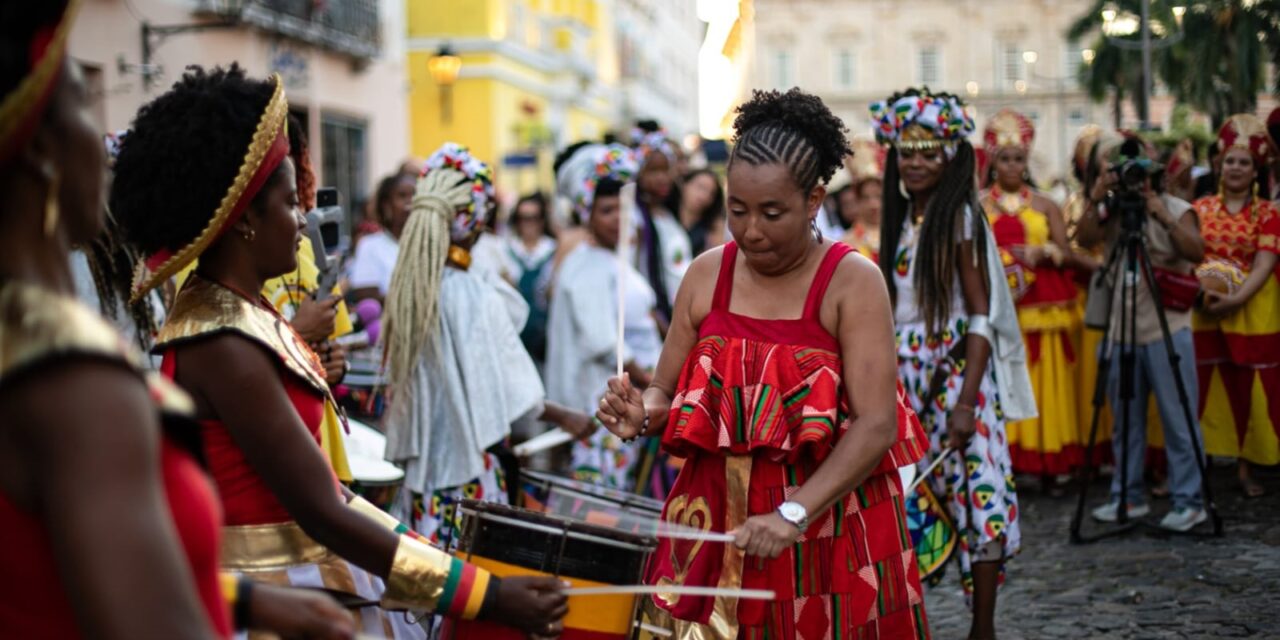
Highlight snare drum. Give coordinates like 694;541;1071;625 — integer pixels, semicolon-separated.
522;470;664;532
444;500;657;640
343;419;403;512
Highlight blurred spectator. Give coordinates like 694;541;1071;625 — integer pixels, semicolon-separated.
348;173;414;302
503;192;557;363
676;169;725;256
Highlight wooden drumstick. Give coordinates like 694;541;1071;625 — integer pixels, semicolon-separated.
907;447;955;494
616;182;637;379
564;585;775;600
513;428;575;457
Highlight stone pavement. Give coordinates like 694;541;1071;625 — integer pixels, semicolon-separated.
922;463;1280;639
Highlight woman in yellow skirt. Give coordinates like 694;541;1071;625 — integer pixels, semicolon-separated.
981;110;1091;487
1193;114;1280;498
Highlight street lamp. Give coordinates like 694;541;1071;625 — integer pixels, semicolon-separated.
1081;48;1096;65
966;80;981;97
1022;50;1039;65
1097;2;1186;130
428;44;462;124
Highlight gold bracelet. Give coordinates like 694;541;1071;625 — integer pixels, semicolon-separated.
381;537;454;612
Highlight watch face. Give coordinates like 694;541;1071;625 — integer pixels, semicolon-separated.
780;502;805;522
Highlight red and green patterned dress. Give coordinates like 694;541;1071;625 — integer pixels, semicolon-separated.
647;242;931;639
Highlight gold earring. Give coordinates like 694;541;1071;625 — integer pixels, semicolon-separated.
43;171;60;238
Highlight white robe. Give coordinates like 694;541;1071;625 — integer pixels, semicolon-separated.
382;268;544;493
545;243;662;415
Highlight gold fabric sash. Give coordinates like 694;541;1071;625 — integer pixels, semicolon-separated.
220;521;333;571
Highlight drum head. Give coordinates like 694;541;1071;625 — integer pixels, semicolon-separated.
343;419;404;484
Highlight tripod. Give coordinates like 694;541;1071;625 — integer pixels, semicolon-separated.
1069;206;1224;542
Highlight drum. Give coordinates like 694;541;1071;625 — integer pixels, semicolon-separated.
521;469;664;532
445;500;657;640
343;419;403;512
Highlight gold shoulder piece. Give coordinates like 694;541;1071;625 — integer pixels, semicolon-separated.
156;276;329;396
0;281;141;383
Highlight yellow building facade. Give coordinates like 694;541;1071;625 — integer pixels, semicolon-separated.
407;0;616;196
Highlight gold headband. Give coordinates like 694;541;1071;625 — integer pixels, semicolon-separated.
131;74;290;303
0;0;81;166
895;124;949;152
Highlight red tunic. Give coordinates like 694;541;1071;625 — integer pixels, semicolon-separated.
648;242;930;639
0;376;231;639
161;347;329;525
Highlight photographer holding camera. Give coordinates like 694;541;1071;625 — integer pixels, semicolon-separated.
1075;134;1209;532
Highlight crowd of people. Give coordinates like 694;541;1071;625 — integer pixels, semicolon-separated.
4;3;1279;640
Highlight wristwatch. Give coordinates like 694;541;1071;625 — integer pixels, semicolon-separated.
776;501;809;532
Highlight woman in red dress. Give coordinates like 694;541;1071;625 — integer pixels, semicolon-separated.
598;89;930;638
110;65;567;638
0;3;353;638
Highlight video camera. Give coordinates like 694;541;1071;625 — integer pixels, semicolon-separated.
1107;139;1162;233
304;187;348;298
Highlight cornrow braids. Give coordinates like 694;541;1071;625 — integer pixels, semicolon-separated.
879;141;988;338
728;88;852;192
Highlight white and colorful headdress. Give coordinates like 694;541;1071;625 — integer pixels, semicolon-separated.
869;88;975;157
630;128;676;164
556;143;639;220
421;142;495;240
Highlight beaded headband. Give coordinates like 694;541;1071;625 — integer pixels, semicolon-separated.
556;143;639;219
131;74;290;303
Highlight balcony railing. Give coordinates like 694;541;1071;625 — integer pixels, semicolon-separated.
197;0;380;59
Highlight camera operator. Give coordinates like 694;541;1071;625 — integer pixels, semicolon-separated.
1075;135;1209;532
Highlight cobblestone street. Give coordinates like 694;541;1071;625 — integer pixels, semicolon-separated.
923;464;1280;639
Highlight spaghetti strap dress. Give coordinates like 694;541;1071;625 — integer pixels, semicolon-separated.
647;241;931;639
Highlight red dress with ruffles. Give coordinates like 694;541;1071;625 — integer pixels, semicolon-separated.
647;242;931;639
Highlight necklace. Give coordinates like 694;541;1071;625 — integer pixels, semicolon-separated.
447;244;472;271
991;185;1032;216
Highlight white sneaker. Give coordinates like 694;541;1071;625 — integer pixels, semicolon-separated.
1091;501;1151;523
1159;507;1207;532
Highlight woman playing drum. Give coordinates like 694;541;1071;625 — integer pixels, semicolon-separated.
597;88;930;638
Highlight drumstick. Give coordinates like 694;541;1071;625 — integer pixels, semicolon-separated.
907;447;955;494
637;622;674;637
563;585;776;600
616;182;637;379
513;428;575;457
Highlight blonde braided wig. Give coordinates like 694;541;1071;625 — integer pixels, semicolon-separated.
383;167;474;391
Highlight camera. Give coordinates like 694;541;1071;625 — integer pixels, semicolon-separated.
304;187;348;297
1106;139;1162;233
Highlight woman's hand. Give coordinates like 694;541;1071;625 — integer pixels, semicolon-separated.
292;296;341;343
560;410;598;440
312;341;347;386
1009;244;1041;267
732;512;802;560
246;584;356;639
1203;290;1245;317
595;373;646;440
947;406;977;451
487;576;569;637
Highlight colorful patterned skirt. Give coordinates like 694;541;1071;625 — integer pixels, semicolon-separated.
571;429;640;491
646;452;929;639
393;452;508;547
222;521;427;639
897;317;1021;601
1194;274;1280;466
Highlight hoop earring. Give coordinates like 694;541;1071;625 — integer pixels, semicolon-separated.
43;170;60;238
810;217;821;243
899;179;911;200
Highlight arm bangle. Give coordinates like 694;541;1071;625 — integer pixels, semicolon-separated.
954;403;976;415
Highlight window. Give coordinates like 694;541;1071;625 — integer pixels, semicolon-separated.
918;46;940;85
832;48;855;90
1069;108;1087;127
1064;45;1084;79
1001;43;1023;88
320;113;368;229
773;49;794;89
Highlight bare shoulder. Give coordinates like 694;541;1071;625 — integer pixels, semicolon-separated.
830;250;888;299
1032;191;1061;216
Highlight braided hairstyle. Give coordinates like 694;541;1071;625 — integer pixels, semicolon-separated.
878;92;986;338
110;65;281;257
728;88;852;193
